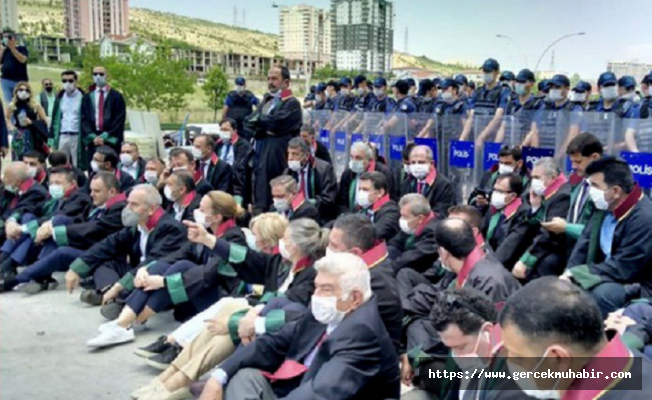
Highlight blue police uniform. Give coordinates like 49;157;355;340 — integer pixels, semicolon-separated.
368;95;396;114
392;96;417;115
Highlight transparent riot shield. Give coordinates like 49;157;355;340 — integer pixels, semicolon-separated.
578;111;617;153
314;109;332;158
472;113;505;193
520;110;569;172
386;113;408;171
412;112;438;168
440;113;471;203
620;117;652;190
361;112;388;163
329;110;351;180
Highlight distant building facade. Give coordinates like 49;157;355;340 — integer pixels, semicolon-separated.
0;0;19;31
64;0;129;43
99;34;155;60
28;35;84;63
278;4;331;68
607;61;652;86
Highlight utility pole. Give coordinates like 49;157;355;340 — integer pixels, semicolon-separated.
242;9;246;28
233;6;238;26
404;26;408;53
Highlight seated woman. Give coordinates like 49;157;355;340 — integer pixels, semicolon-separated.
86;191;246;349
131;217;328;400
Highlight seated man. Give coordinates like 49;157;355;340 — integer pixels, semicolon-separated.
472;145;529;212
566;156;652;316
284;137;337;222
0;167;91;282
0;172;127;294
388;193;438;275
483;172;534;270
400;145;455;217
0;162;48;273
66;184;187;306
118;141;147;181
193;134;233;193
337;142;393;214
85;145;136;193
198;253;400;400
391;143;415;201
163;170;201;222
501;277;652;399
356;171;400;242
143;157;166;186
48;150;87;188
327;214;403;355
23;150;48;187
513;157;570;280
299;124;331;164
605;302;652;359
269;175;319;223
158;148;212;197
215;118;250;205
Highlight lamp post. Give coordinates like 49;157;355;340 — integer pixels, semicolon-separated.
496;34;529;69
534;32;586;76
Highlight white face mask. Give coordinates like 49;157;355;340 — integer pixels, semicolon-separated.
278;238;292;260
589;186;609;210
91;160;100;172
27;166;37;179
483;73;494;84
144;171;158;184
410;164;430;180
164;185;177;202
498;163;515;174
531;178;546;196
507;349;561;400
356;190;372;208
452;327;490;372
601;86;618;101
620;92;636;101
349;160;366;175
515;83;527;96
315;94;323;103
373;88;384;97
402;163;410;175
120;153;134;166
17;90;30;101
191;147;203;160
356;88;367;96
193;209;212;228
311;295;346;325
549;89;564;102
245;230;259;251
220;131;233;143
236;85;245;93
490;191;508;209
63;82;76;93
570;91;587;102
399;217;414;234
274;198;290;213
288;160;302;172
325;90;332;99
441;91;453;102
173;166;188;172
341;88;351;96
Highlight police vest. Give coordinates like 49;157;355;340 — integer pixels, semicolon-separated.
640;97;651;119
473;85;504;116
418;98;436;114
226;91;256;122
537;101;573;149
337;95;356;112
370;97;395;113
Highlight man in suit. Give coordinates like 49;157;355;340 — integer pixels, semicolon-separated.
22;150;48;187
163;170;201;222
401;145;455;217
299;125;331;164
80;65;126;171
160;148;213;197
284;137;337;222
39;78;55;121
198;253;400;400
356;171;400;242
215;118;249;206
269;175;319;223
193;134;233;194
86;145;135;194
119;142;147;182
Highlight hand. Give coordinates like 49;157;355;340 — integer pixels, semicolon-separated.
529;191;542;209
183;220;215;248
93;137;104;146
35;222;53;244
198;378;223;400
134;267;150;288
475;195;489;208
143;275;165;291
102;285;121;305
401;354;414;386
238;313;257;341
541;217;567;234
23;117;32;126
512;261;527;279
205;316;229;336
6;221;22;239
65;269;80;293
6;37;15;50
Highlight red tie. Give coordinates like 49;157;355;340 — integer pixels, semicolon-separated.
417;181;423;194
98;90;105;132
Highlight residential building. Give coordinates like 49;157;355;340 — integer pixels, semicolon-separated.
99;34;155;60
28;36;84;63
392;68;439;82
0;0;18;31
64;0;129;43
278;4;331;68
607;61;652;86
331;0;394;73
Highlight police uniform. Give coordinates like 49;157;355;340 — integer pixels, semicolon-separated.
368;95;396;113
225;90;259;134
392;96;417;115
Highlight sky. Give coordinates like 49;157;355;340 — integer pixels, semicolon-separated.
130;0;652;79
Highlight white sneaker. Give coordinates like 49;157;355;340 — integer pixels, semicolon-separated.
99;319;118;333
87;324;135;348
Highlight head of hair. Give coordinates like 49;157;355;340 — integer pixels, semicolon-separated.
169;147;194;163
288;218;330;260
300;124;316;136
205;191;245;220
402;142;416;161
435;219;477;259
270;175;298;195
326;80;339;91
430;288;498;335
96;146;118;168
585;156;635;193
146;157;166;168
92;170;120;191
171;170;196;192
48;151;69;167
566;133;604;157
399;193;432;217
278;65;291;81
359;171;388;194
2;27;14;35
220;118;237;130
250;213;289;248
499;277;604;352
48;167;75;184
23;150;46;164
11;81;37;110
131;184;163;207
61;70;78;80
411;145;434;162
351;141;374;161
122;141;139;152
496;172;524;196
288;137;310;156
533;157;560;179
447;205;482;230
6;161;29;181
332;214;376;252
196;134;216;150
314;253;372;301
498;145;523;162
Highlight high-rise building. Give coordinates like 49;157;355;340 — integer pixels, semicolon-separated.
64;0;129;43
278;4;331;67
0;0;19;32
607;61;652;86
331;0;394;73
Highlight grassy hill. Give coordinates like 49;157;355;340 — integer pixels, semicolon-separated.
393;52;475;74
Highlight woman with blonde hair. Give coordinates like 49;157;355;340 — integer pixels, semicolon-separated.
86;191;247;349
5;81;48;160
132;218;328;400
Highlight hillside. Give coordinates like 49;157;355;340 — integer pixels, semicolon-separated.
392;52;475;75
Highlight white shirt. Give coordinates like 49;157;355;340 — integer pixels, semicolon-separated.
122;162;139;180
172;202;184;222
94;87;109;131
138;225;149;263
60;90;82;133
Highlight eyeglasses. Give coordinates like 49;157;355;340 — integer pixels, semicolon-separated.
92;73;105;77
62;79;75;84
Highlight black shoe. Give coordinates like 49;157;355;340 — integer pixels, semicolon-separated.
146;343;182;370
80;289;103;306
100;300;125;321
134;335;171;358
0;257;16;276
0;276;18;293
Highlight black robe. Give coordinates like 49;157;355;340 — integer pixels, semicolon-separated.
80;86;127;168
283;157;338;223
165;191;201;222
337;161;394;214
482;200;536;271
313;140;332;164
215;137;250;202
196;153;233;194
358;196;400;242
35;190;91;226
388;214;439;275
271;192;321;224
0;179;48;223
84;169;135;194
400;169;455;218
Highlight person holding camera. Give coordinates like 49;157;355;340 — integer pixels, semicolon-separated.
0;28;28;104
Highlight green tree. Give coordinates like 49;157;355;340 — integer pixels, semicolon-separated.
570;73;582;88
202;66;229;122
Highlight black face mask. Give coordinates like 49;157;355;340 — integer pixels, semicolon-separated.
45;87;53;93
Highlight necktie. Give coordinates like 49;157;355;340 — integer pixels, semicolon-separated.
201;162;207;178
98;90;105;132
417;181;424;195
224;144;232;163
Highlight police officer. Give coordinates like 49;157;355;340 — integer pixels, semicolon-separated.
642;73;652;119
304;85;317;109
368;78;396;113
406;78;419;108
499;70;516;91
336;77;356;112
314;82;328;110
454;74;470;108
594;71;620;112
391;79;417;115
324;80;340;110
524;74;572;148
222;77;259;137
434;78;466;117
510;69;537;113
570;81;593;111
534;79;551;109
352;75;375;112
416;79;436;113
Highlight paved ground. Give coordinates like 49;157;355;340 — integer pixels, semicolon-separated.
0;273;180;400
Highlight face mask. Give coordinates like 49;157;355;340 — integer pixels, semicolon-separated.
49;184;65;200
491;191;508;209
315;94;323;103
373;88;384;97
531;178;546;196
1;38;7;46
601;86;618;101
91;160;100;172
27;166;37;178
349;160;366;174
64;82;76;93
278;238;292;260
441;91;453;102
191;147;203;160
173;166;188;172
121;207;140;227
288;160;302;172
498;163;515;174
410;164;430;180
325;91;332;99
93;75;107;87
164;185;177;202
515;83;527;96
356;190;372;208
549;89;564;102
120;153;134;166
144;171;158;184
620;92;635;101
341;89;351;96
483;73;494;84
356;88;366;96
17;90;30;101
274;198;290;213
570;91;587;102
45;86;53;93
311;295;346;325
236;85;245;93
399;217;414;234
507;349;561;400
440;258;454;273
452;328;490;372
193;209;212;228
220;131;233;143
245;230;259;251
589;186;609;210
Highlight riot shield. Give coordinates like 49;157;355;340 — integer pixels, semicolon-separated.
578;111;617;153
440;113;471;203
472;113;505;193
520;109;570;171
314;109;332;158
329;110;351;180
361;112;388;164
412;112;438;168
386;113;408;171
620;117;652;190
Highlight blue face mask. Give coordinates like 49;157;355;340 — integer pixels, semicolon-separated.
49;184;65;200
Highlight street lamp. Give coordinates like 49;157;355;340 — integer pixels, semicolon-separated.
534;32;586;75
496;34;529;69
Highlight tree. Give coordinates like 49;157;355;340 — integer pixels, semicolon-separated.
202;66;229;122
570;73;582;88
